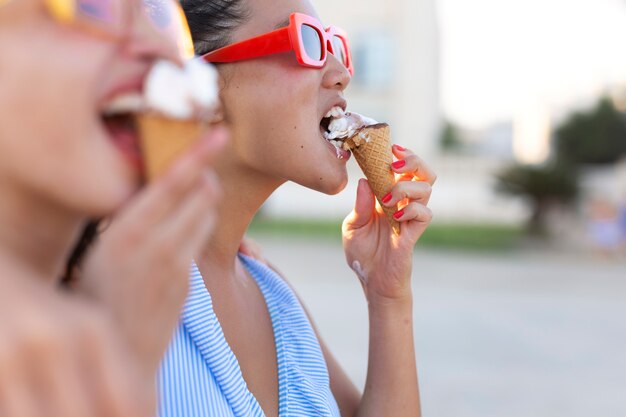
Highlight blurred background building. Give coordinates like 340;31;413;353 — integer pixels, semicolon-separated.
261;0;626;245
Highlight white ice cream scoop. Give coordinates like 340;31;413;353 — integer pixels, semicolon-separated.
144;59;219;120
324;111;378;141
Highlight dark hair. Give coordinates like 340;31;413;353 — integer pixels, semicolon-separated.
61;220;100;286
180;0;250;55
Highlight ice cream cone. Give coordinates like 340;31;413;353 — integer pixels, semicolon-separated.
137;115;205;180
343;123;400;235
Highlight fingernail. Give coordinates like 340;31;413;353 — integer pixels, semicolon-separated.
381;192;393;204
393;209;405;220
393;144;406;151
392;160;406;169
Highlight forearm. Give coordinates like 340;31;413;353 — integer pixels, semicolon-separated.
357;294;421;417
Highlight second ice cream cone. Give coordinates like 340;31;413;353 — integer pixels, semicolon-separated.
343;123;400;235
137;115;205;180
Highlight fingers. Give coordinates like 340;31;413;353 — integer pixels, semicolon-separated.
0;302;148;417
0;352;39;417
392;201;433;224
381;180;432;208
157;170;221;260
76;312;150;417
30;331;91;417
119;126;228;229
239;236;265;262
343;179;376;231
391;144;437;185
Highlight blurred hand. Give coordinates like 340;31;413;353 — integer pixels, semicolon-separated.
239;235;266;264
342;145;436;303
77;127;227;379
0;276;153;417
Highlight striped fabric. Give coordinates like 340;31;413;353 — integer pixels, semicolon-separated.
157;255;341;417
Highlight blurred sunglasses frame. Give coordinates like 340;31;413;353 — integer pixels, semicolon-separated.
202;12;354;76
0;0;195;59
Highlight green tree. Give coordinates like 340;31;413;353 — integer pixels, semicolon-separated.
495;163;579;234
555;97;626;165
439;121;462;152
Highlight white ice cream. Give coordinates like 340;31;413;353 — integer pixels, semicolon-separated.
144;59;219;120
323;109;378;142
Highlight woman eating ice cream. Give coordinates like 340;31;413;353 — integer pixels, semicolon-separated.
0;0;225;415
157;1;437;416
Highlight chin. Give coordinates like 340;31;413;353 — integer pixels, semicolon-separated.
314;170;349;196
80;182;136;218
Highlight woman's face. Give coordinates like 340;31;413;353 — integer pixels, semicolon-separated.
219;0;352;195
0;0;179;217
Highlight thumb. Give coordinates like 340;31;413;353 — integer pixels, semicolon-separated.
344;178;376;230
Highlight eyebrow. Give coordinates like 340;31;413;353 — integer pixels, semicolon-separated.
274;17;291;29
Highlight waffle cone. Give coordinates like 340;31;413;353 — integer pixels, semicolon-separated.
343;123;400;235
137;115;205;180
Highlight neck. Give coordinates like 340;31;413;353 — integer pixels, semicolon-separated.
198;162;283;277
0;178;85;286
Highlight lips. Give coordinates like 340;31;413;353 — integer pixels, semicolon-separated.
100;93;145;169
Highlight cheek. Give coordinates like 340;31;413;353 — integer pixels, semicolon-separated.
3;36;106;152
220;63;348;193
225;64;319;144
0;37;134;215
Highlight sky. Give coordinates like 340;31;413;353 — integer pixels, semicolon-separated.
438;0;626;129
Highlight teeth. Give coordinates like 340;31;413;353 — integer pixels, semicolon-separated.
324;106;345;119
102;93;144;116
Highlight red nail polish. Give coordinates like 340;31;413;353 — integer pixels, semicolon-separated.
392;160;406;169
381;193;393;204
393;209;405;219
393;144;406;151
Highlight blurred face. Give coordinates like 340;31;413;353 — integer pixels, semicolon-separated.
0;0;182;217
219;0;352;195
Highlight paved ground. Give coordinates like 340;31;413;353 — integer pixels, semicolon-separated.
250;234;626;417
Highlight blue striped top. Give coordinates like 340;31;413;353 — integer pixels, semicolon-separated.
157;255;341;417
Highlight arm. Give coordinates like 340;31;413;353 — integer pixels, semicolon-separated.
267;143;435;417
341;145;436;417
357;295;420;417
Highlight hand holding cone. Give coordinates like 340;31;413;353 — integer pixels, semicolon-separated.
343;123;400;235
137;59;220;180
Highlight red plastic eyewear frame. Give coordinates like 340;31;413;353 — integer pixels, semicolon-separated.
202;13;353;76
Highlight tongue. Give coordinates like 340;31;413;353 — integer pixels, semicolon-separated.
104;116;141;162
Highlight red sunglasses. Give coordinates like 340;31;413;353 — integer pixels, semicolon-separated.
202;13;353;76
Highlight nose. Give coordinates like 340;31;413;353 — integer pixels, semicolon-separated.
321;53;351;91
121;1;185;66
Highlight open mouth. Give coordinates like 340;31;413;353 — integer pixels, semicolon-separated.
320;106;347;149
101;94;144;167
319;106;351;160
